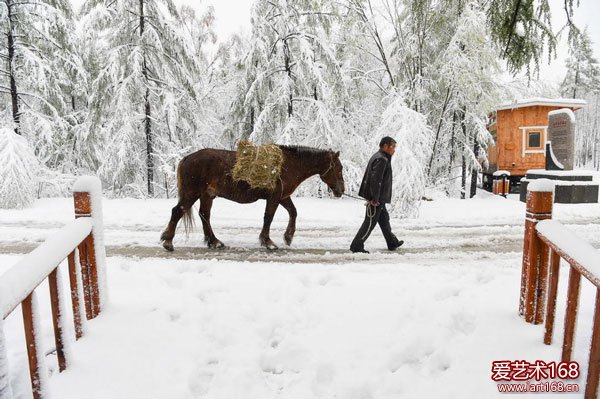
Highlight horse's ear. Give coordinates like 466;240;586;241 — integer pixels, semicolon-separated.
335;151;340;158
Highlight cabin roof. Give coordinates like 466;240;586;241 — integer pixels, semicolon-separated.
496;97;586;111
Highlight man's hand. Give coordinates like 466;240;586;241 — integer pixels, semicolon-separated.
369;200;380;207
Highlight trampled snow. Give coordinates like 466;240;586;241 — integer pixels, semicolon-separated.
1;192;599;398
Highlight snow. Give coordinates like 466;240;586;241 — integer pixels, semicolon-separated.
527;178;555;193
549;108;577;124
0;319;12;399
0;218;92;319
73;176;108;308
492;170;510;177
522;178;599;186
1;193;600;398
496;98;586;111
515;22;525;37
0;127;39;209
527;169;596;178
537;220;600;283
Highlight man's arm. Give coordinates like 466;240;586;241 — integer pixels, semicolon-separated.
369;158;387;205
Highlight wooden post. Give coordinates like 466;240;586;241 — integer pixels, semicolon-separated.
48;267;66;371
22;293;43;399
74;191;100;319
520;187;553;322
544;250;561;344
562;267;582;362
67;251;83;339
535;240;551;324
585;288;600;399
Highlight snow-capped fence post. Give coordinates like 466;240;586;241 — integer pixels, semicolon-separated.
73;176;106;319
519;179;554;323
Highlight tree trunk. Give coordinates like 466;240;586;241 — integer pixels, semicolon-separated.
470;140;479;198
448;111;457;176
6;0;20;135
284;40;293;117
427;87;452;178
140;0;153;196
460;107;467;199
461;153;466;199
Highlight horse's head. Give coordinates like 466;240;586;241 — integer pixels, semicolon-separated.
320;151;345;198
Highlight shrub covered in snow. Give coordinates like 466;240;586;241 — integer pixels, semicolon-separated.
0;128;39;209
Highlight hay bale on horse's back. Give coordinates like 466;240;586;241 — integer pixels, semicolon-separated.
232;140;284;191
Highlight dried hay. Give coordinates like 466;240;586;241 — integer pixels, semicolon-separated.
232;140;284;191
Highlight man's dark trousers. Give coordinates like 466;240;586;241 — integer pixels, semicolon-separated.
350;203;399;251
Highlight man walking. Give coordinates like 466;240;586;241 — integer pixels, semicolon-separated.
350;137;404;254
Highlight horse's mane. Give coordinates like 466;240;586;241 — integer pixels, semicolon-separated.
278;145;331;157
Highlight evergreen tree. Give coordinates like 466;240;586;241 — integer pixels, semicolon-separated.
81;0;208;196
561;28;600;99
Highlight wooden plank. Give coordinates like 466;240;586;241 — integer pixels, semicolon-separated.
22;293;42;399
67;251;82;339
544;250;561;345
48;267;66;371
534;240;550;324
562;267;582;362
78;241;93;320
85;234;100;318
585;288;600;399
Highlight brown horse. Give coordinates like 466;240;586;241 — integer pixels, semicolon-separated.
160;145;345;251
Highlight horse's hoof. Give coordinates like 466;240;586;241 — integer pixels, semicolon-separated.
284;234;293;246
208;240;225;249
162;242;174;252
265;243;278;251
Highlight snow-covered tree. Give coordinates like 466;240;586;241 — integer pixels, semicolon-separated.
561;28;600;99
0;127;39;208
80;0;214;196
232;0;347;146
378;94;433;216
0;0;78;165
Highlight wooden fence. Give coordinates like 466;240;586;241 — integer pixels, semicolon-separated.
520;180;600;399
0;177;105;399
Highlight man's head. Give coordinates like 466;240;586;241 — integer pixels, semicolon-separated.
379;136;397;156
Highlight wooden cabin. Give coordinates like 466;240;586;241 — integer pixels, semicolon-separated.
483;98;585;190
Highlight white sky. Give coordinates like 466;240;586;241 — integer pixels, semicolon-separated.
70;0;599;86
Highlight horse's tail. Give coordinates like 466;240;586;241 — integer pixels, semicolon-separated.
177;156;194;236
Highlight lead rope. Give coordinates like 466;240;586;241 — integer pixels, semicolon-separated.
361;202;376;240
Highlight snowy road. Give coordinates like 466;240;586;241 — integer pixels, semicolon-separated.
1;192;599;398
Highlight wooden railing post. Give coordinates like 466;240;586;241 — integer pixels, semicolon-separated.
0;319;13;399
520;180;554;323
562;267;582;362
22;293;45;399
67;251;83;340
585;288;600;399
74;191;100;319
48;268;66;371
544;249;561;344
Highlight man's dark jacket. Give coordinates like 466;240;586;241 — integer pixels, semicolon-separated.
358;149;393;204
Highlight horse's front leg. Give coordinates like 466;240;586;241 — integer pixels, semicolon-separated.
279;197;297;246
259;198;280;250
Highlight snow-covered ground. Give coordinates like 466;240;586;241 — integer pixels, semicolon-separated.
1;190;600;398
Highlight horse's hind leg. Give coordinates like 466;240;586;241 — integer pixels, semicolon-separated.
259;198;280;250
160;199;195;251
199;194;224;249
280;197;297;246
